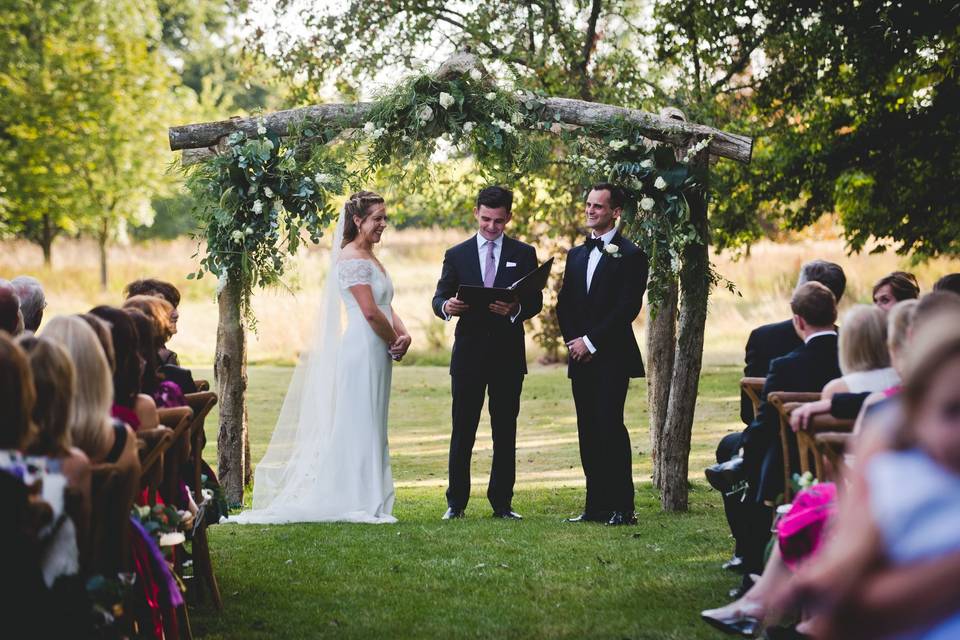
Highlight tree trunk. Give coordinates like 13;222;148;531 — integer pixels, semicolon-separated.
658;158;711;512
646;280;678;489
98;218;108;291
41;213;53;266
215;278;248;506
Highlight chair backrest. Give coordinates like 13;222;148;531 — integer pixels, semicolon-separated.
157;406;194;505
89;463;135;575
184;392;218;502
768;391;823;502
740;377;765;420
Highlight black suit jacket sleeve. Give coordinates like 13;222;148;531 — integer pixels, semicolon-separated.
556;247;577;343
432;248;458;320
830;392;871;420
515;244;543;323
584;250;649;351
741;329;761;424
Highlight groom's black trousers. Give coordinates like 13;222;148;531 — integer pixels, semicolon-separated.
571;369;634;515
447;368;523;512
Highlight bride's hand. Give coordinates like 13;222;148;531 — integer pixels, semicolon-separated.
389;335;412;360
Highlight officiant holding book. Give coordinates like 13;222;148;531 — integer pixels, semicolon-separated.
432;186;544;520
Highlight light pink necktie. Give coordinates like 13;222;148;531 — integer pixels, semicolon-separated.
483;240;497;288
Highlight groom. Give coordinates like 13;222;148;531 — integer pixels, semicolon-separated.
432;186;543;520
556;183;649;526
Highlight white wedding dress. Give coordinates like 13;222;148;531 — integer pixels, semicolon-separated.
231;211;397;525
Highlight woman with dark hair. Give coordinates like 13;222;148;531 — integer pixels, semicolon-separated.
873;271;920;311
88;306;159;431
126;308;186;408
123;294;179;366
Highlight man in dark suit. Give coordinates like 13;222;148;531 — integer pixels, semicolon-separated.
555;183;649;526
715;260;846;576
432;186;543;520
735;282;841;575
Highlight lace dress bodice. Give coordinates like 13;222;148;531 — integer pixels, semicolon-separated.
337;258;394;310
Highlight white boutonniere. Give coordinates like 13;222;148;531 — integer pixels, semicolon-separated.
604;243;622;259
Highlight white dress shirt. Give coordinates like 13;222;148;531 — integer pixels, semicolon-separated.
581;226;618;354
804;330;838;344
443;233;521;323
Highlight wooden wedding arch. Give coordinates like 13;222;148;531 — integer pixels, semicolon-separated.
168;52;752;511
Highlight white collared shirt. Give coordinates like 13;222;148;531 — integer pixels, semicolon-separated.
582;225;618;354
477;232;504;283
804;329;838;344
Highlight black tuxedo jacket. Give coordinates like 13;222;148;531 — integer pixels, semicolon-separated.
432;235;543;376
742;333;841;498
555;231;649;379
741;319;804;424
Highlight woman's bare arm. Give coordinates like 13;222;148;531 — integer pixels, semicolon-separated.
349;284;398;346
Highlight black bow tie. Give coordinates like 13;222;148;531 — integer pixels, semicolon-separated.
585;237;604;251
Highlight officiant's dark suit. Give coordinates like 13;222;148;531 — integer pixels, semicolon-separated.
556;188;649;524
432;190;543;517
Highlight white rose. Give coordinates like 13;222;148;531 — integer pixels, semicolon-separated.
248;184;258;195
263;186;273;198
438;92;455;109
314;172;331;185
604;243;620;255
608;139;628;151
231;230;244;244
654;176;668;190
511;112;523;125
363;121;376;134
484;92;497;100
463;121;475;133
640;159;654;168
371;127;385;140
256;121;267;135
417;104;434;123
640;197;655;211
252;199;263;214
262;138;274;150
245;226;254;235
469;68;482;82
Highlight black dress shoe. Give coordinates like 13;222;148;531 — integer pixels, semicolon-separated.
442;508;465;520
605;511;638;526
492;509;522;520
564;512;609;523
700;609;761;637
705;456;746;493
722;555;746;573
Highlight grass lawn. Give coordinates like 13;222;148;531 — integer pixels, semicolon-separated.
188;364;744;639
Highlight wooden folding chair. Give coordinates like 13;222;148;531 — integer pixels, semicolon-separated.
740;377;766;421
782;404;855;479
767;392;822;502
183;390;223;611
137;428;173;506
157;406;194;506
89;463;136;576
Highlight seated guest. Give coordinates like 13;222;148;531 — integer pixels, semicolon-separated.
40;316;138;469
821;305;899;398
792;300;915;432
124;281;181;364
126;308;185;408
89;306;160;432
738;260;847;424
718;261;845;579
11;276;46;333
777;312;960;639
872;271;920;311
0;332;36;450
17;335;91;509
721;282;842;580
123;294;180;367
933;272;960;296
0;279;24;336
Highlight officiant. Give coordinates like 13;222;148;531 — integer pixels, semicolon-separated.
432;186;544;521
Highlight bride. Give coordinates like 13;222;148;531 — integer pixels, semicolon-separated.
232;191;411;524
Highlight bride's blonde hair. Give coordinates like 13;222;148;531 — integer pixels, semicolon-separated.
342;191;385;247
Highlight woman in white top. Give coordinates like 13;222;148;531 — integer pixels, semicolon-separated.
821;305;900;398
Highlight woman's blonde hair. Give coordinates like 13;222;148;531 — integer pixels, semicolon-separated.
887;299;918;360
0;332;36;450
123;295;175;344
899;311;960;447
838;304;890;374
41;315;113;458
17;335;76;457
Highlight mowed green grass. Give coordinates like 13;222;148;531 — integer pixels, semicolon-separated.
188;365;744;639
